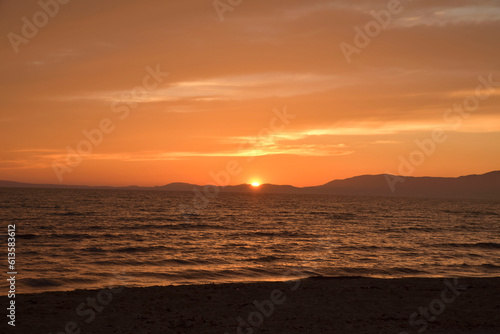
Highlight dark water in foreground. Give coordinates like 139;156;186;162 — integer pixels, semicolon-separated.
1;188;499;294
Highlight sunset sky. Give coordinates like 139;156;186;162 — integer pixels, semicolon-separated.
1;0;499;186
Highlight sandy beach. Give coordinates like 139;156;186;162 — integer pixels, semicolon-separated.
2;277;499;333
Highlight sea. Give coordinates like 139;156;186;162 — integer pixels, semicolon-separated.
1;188;499;294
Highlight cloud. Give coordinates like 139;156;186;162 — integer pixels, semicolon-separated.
55;72;353;104
393;5;500;27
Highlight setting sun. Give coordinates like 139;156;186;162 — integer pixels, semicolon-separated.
251;182;261;187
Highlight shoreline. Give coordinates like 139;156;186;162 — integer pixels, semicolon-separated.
6;273;500;296
3;276;499;333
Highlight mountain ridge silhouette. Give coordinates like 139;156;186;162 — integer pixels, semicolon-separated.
1;171;499;199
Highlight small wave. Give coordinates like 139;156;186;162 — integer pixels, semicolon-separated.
246;255;281;263
453;263;500;270
144;217;180;222
114;245;174;253
37;225;55;230
309;275;366;280
391;267;429;274
330;213;356;220
442;210;499;216
86;225;105;230
331;266;428;276
22;278;61;287
407;227;443;232
160;258;226;265
102;233;122;238
20;250;40;255
437;242;500;249
91;258;219;266
339;245;397;251
378;227;443;233
51;233;95;240
55;212;86;216
281;231;316;238
234;231;316;238
120;223;227;231
475;243;500;249
163;259;197;265
83;246;106;253
237;231;278;237
16;233;38;239
116;246;146;253
308;211;330;215
63;277;99;284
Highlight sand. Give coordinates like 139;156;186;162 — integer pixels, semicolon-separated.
2;277;499;334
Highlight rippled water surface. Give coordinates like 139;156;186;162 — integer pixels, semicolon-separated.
1;188;499;294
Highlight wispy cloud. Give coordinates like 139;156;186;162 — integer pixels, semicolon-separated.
55;72;354;104
394;6;500;27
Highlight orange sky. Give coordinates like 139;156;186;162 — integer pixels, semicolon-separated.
1;0;499;187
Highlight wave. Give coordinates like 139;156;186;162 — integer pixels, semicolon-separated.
51;233;96;240
233;231;316;238
83;246;106;253
378;227;443;233
436;242;500;249
407;227;444;232
306;212;357;220
442;210;499;216
244;255;281;263
339;245;398;251
81;244;176;254
456;263;500;269
91;258;226;267
55;211;87;216
22;278;62;287
114;245;176;253
119;223;227;231
16;233;39;239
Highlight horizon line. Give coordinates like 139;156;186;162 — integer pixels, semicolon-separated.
1;170;498;189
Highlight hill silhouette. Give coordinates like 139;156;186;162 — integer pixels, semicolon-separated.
1;171;499;199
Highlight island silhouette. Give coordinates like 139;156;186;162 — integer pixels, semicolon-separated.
1;171;499;199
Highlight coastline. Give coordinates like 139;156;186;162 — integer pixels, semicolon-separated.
2;276;499;333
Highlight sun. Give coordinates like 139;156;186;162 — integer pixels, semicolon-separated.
251;182;261;187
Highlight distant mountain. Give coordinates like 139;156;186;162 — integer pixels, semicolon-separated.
1;171;499;199
0;180;89;189
0;180;135;190
154;182;200;192
303;171;500;199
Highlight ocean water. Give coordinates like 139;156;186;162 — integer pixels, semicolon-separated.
1;188;499;294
